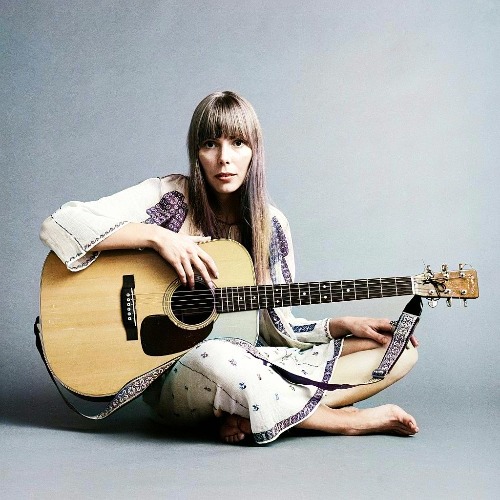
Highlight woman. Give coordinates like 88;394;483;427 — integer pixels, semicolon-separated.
40;91;419;444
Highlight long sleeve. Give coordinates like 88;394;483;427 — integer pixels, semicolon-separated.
259;208;332;348
40;175;189;271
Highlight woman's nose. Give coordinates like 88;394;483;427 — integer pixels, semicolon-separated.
218;142;231;165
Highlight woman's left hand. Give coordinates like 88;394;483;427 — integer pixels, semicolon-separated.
329;316;392;345
329;316;419;347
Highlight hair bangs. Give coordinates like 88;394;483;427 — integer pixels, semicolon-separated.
197;98;253;146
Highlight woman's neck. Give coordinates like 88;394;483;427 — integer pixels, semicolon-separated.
213;192;241;225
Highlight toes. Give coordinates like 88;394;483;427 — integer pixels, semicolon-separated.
219;414;251;444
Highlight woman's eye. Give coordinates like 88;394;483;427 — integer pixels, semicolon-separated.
203;140;216;148
233;139;244;147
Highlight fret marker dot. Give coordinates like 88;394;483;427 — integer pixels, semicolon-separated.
346;288;351;292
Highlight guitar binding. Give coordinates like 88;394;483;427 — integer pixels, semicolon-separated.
163;276;218;330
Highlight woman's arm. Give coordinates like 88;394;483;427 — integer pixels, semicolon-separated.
93;222;218;288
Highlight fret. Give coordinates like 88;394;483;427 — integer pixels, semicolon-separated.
367;278;383;299
380;278;397;297
284;284;293;307
329;281;343;302
273;284;288;307
297;282;310;305
255;285;264;308
354;279;369;300
342;280;356;301
249;286;257;310
396;277;412;295
260;285;273;309
290;283;301;306
309;282;321;305
215;288;223;313
235;286;245;311
317;282;331;303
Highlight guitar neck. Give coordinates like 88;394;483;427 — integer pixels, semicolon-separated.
215;276;414;313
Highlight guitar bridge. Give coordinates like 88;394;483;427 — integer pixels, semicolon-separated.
121;274;138;340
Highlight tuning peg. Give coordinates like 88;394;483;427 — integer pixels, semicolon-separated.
428;298;438;308
442;264;449;279
446;298;452;307
462;299;468;307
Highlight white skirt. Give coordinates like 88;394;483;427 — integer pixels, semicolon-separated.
145;337;344;444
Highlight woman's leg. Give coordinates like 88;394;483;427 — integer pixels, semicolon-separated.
322;337;418;408
295;338;419;436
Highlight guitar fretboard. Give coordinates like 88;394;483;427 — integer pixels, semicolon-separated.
215;277;414;313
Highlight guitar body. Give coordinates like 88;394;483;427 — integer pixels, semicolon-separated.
39;240;258;397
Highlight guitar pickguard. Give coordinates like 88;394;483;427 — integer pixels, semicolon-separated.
140;314;214;356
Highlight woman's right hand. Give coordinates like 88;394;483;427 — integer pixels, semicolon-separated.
93;222;219;289
150;228;219;289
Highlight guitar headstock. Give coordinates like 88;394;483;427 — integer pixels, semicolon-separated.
413;264;479;307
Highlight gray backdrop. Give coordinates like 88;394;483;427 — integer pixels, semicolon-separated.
2;1;499;498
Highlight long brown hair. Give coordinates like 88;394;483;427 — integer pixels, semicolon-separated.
187;91;270;284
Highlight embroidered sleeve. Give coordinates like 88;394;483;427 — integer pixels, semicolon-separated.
259;209;332;346
40;175;189;271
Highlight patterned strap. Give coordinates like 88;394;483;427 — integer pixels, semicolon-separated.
372;294;422;380
34;317;178;420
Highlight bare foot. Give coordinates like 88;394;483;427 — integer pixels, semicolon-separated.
219;413;252;444
297;403;419;437
345;404;419;436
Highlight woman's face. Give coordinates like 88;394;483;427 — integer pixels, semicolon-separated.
198;135;252;200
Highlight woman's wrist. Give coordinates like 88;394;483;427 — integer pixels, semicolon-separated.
328;317;349;339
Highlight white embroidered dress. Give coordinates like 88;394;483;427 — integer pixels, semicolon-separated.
40;174;345;444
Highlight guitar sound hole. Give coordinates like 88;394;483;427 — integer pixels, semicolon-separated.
169;278;215;326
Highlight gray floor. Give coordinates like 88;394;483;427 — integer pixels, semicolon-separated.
2;375;498;499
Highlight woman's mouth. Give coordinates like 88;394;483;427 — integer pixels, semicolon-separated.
215;173;235;180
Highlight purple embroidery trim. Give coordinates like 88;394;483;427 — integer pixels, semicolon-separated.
269;216;292;284
292;323;316;333
268;309;286;333
145;191;188;232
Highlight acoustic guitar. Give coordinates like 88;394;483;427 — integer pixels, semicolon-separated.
39;239;479;398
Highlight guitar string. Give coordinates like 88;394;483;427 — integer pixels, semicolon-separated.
133;281;415;316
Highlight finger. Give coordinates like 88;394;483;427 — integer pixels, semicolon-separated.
180;256;196;289
374;318;394;332
410;335;419;347
372;332;391;345
172;262;187;286
197;248;219;279
192;254;216;288
189;235;212;243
